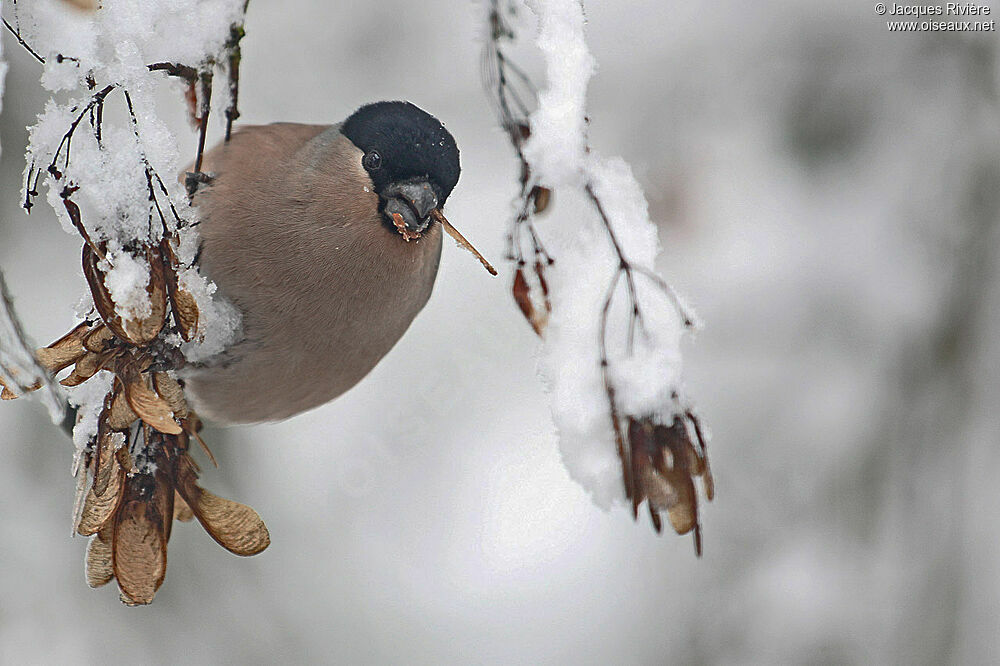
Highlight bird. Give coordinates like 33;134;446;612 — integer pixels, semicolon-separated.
181;100;486;424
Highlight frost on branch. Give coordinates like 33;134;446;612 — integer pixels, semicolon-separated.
1;0;265;604
484;0;713;553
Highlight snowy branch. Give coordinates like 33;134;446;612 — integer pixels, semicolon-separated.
484;0;713;553
1;0;265;605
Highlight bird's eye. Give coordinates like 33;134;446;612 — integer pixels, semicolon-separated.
363;150;382;171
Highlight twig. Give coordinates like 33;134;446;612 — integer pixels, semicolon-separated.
1;15;45;64
0;269;69;426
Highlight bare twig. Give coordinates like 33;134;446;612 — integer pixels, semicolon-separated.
0;270;69;425
1;15;45;64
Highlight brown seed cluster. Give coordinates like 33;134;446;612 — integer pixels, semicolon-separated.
620;414;713;555
0;241;269;604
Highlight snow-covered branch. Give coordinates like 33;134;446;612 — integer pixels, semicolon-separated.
1;0;264;605
484;0;713;553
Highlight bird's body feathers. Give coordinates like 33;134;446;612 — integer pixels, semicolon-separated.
186;122;443;422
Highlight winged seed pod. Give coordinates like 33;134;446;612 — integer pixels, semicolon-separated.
511;262;551;336
623;414;714;555
113;473;172;605
160;238;200;342
86;526;115;589
82;244;168;347
175;456;270;557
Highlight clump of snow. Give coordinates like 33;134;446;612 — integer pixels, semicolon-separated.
99;249;152;320
522;0;693;508
67;372;114;455
177;267;243;363
521;0;594;188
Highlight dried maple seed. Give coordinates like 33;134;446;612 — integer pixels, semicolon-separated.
83;324;115;353
512;266;548;336
106;384;139;431
124;375;182;435
86;526;115;588
161;238;200;341
83;243;128;342
622;414;713;555
531;185;552;214
112;475;170;605
175;458;270;556
170;288;200;341
60;348;118;387
77;453;124;536
35;322;90;372
152;372;188;418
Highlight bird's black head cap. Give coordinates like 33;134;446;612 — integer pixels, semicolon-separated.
341;101;461;204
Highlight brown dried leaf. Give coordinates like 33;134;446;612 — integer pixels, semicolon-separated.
176;460;270;556
112;478;170;605
86;526;115;588
123;373;182;435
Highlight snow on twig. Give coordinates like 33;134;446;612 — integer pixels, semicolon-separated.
484;0;712;551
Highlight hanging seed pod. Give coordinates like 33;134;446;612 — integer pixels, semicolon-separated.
83;324;115;353
152;372;189;419
115;356;181;435
170;288;200;342
512;266;547;336
82;244;168;346
113;474;172;605
83;243;127;342
175;457;270;556
60;348;118;387
530;185;552;214
86;525;115;588
123;374;182;435
160;238;200;341
77;451;124;536
35;322;91;373
106;383;139;431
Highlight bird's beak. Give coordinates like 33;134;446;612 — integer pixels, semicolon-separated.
382;181;438;234
381;181;497;276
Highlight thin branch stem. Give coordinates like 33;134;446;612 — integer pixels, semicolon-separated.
1;15;45;64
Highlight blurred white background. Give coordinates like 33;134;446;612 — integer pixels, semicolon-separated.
2;1;999;663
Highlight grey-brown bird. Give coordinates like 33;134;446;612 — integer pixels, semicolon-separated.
183;101;484;423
